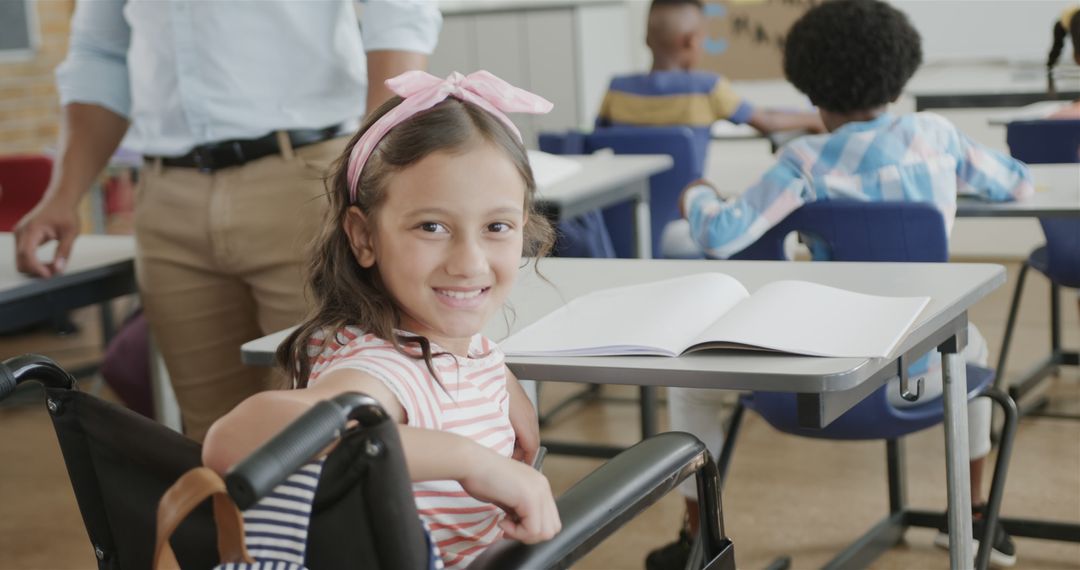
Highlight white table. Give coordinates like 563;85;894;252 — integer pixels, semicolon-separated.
909;63;1080;111
956;163;1080;219
535;153;671;258
243;257;1005;569
491;258;1003;569
0;233;135;333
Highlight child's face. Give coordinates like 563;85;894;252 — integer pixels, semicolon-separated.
347;141;527;355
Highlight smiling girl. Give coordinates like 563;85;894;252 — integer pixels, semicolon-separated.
201;71;561;569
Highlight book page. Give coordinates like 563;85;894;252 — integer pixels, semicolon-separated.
689;280;929;358
501;273;750;357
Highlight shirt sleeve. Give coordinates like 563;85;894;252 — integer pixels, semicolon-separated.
683;152;811;259
946;121;1034;202
359;0;443;55
595;90;613;127
54;0;132;118
709;77;754;124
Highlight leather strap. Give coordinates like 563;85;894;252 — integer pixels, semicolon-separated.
154;467;254;569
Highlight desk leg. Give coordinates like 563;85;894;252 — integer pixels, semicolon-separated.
942;350;974;569
633;181;652;259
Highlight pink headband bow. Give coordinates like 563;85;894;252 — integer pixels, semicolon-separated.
346;70;554;202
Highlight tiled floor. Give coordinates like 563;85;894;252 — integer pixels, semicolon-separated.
1;261;1077;569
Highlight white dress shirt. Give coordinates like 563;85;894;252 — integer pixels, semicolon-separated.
56;0;442;156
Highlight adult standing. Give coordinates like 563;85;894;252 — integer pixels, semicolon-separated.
14;0;442;441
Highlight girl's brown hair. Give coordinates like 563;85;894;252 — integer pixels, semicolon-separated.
277;97;555;387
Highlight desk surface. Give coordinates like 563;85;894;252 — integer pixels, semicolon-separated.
909;63;1080;109
243;258;1005;394
535;153;671;220
0;233;135;303
957;163;1080;218
483;258;1003;394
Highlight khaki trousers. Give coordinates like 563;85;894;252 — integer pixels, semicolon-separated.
134;137;344;441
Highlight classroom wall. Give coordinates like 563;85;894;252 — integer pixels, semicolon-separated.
0;0;73;155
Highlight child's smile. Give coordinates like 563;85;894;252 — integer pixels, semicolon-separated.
346;140;528;356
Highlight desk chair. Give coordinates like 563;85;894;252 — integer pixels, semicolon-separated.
539;125;705;258
997;120;1080;413
535;127;703;444
0;154;51;231
1;354;737;570
721;200;1018;570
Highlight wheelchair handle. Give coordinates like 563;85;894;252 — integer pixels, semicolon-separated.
225;392;388;510
0;354;78;401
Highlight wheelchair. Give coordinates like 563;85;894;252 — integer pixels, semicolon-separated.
2;353;737;569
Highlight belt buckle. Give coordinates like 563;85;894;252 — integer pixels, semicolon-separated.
192;148;214;173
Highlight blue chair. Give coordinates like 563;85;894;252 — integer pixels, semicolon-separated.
717;200;1017;570
540;125;705;258
997;120;1080;406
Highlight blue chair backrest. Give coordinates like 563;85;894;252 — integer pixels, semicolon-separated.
539;126;705;258
1005;119;1080;288
1039;218;1080;288
733;200;955;440
1006;119;1080;164
730;200;949;262
748;364;995;440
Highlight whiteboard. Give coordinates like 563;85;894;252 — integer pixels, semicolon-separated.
893;0;1075;64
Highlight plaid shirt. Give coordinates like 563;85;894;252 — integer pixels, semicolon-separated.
684;112;1034;259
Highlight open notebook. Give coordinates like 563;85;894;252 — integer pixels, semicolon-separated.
501;273;930;359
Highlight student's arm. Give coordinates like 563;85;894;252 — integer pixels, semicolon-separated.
746;108;827;135
944;118;1034;202
202;369;561;543
360;1;442;115
15;0;132;278
505;367;539;464
680;154;810;259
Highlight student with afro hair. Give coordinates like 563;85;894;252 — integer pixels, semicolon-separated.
650;2;1032;569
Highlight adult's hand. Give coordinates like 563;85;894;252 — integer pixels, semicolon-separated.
13;102;130;277
14;198;80;278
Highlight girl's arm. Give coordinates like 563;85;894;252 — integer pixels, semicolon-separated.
505;367;540;464
202;369;561;543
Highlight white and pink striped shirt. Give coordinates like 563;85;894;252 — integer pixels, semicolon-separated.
307;327;513;570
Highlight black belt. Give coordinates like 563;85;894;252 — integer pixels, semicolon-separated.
150;125;341;172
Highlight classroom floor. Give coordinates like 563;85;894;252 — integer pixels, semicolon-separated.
1;261;1078;570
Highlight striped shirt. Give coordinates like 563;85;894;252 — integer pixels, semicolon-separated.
597;70;754;128
684;112;1035;259
307;328;514;570
235;460;324;569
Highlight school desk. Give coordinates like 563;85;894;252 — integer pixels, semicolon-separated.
487;257;1008;569
0;232;133;347
956;163;1080;219
910;63;1080;111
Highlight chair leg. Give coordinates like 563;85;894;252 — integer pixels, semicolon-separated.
886;439;906;515
975;389;1019;570
1050;282;1061;353
994;262;1030;392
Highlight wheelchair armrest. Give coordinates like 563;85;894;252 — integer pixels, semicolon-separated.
468;432;717;570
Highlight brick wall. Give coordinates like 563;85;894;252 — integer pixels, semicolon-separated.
0;1;74;154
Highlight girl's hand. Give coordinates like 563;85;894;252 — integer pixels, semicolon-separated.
506;372;540;464
460;450;561;544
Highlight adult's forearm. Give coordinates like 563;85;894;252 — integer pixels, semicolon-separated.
365;50;428;115
46;102;129;207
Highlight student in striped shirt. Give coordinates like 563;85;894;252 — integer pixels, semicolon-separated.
596;0;826;146
202;71;562;570
650;2;1032;569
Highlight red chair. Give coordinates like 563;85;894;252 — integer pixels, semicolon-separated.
0;154;52;231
